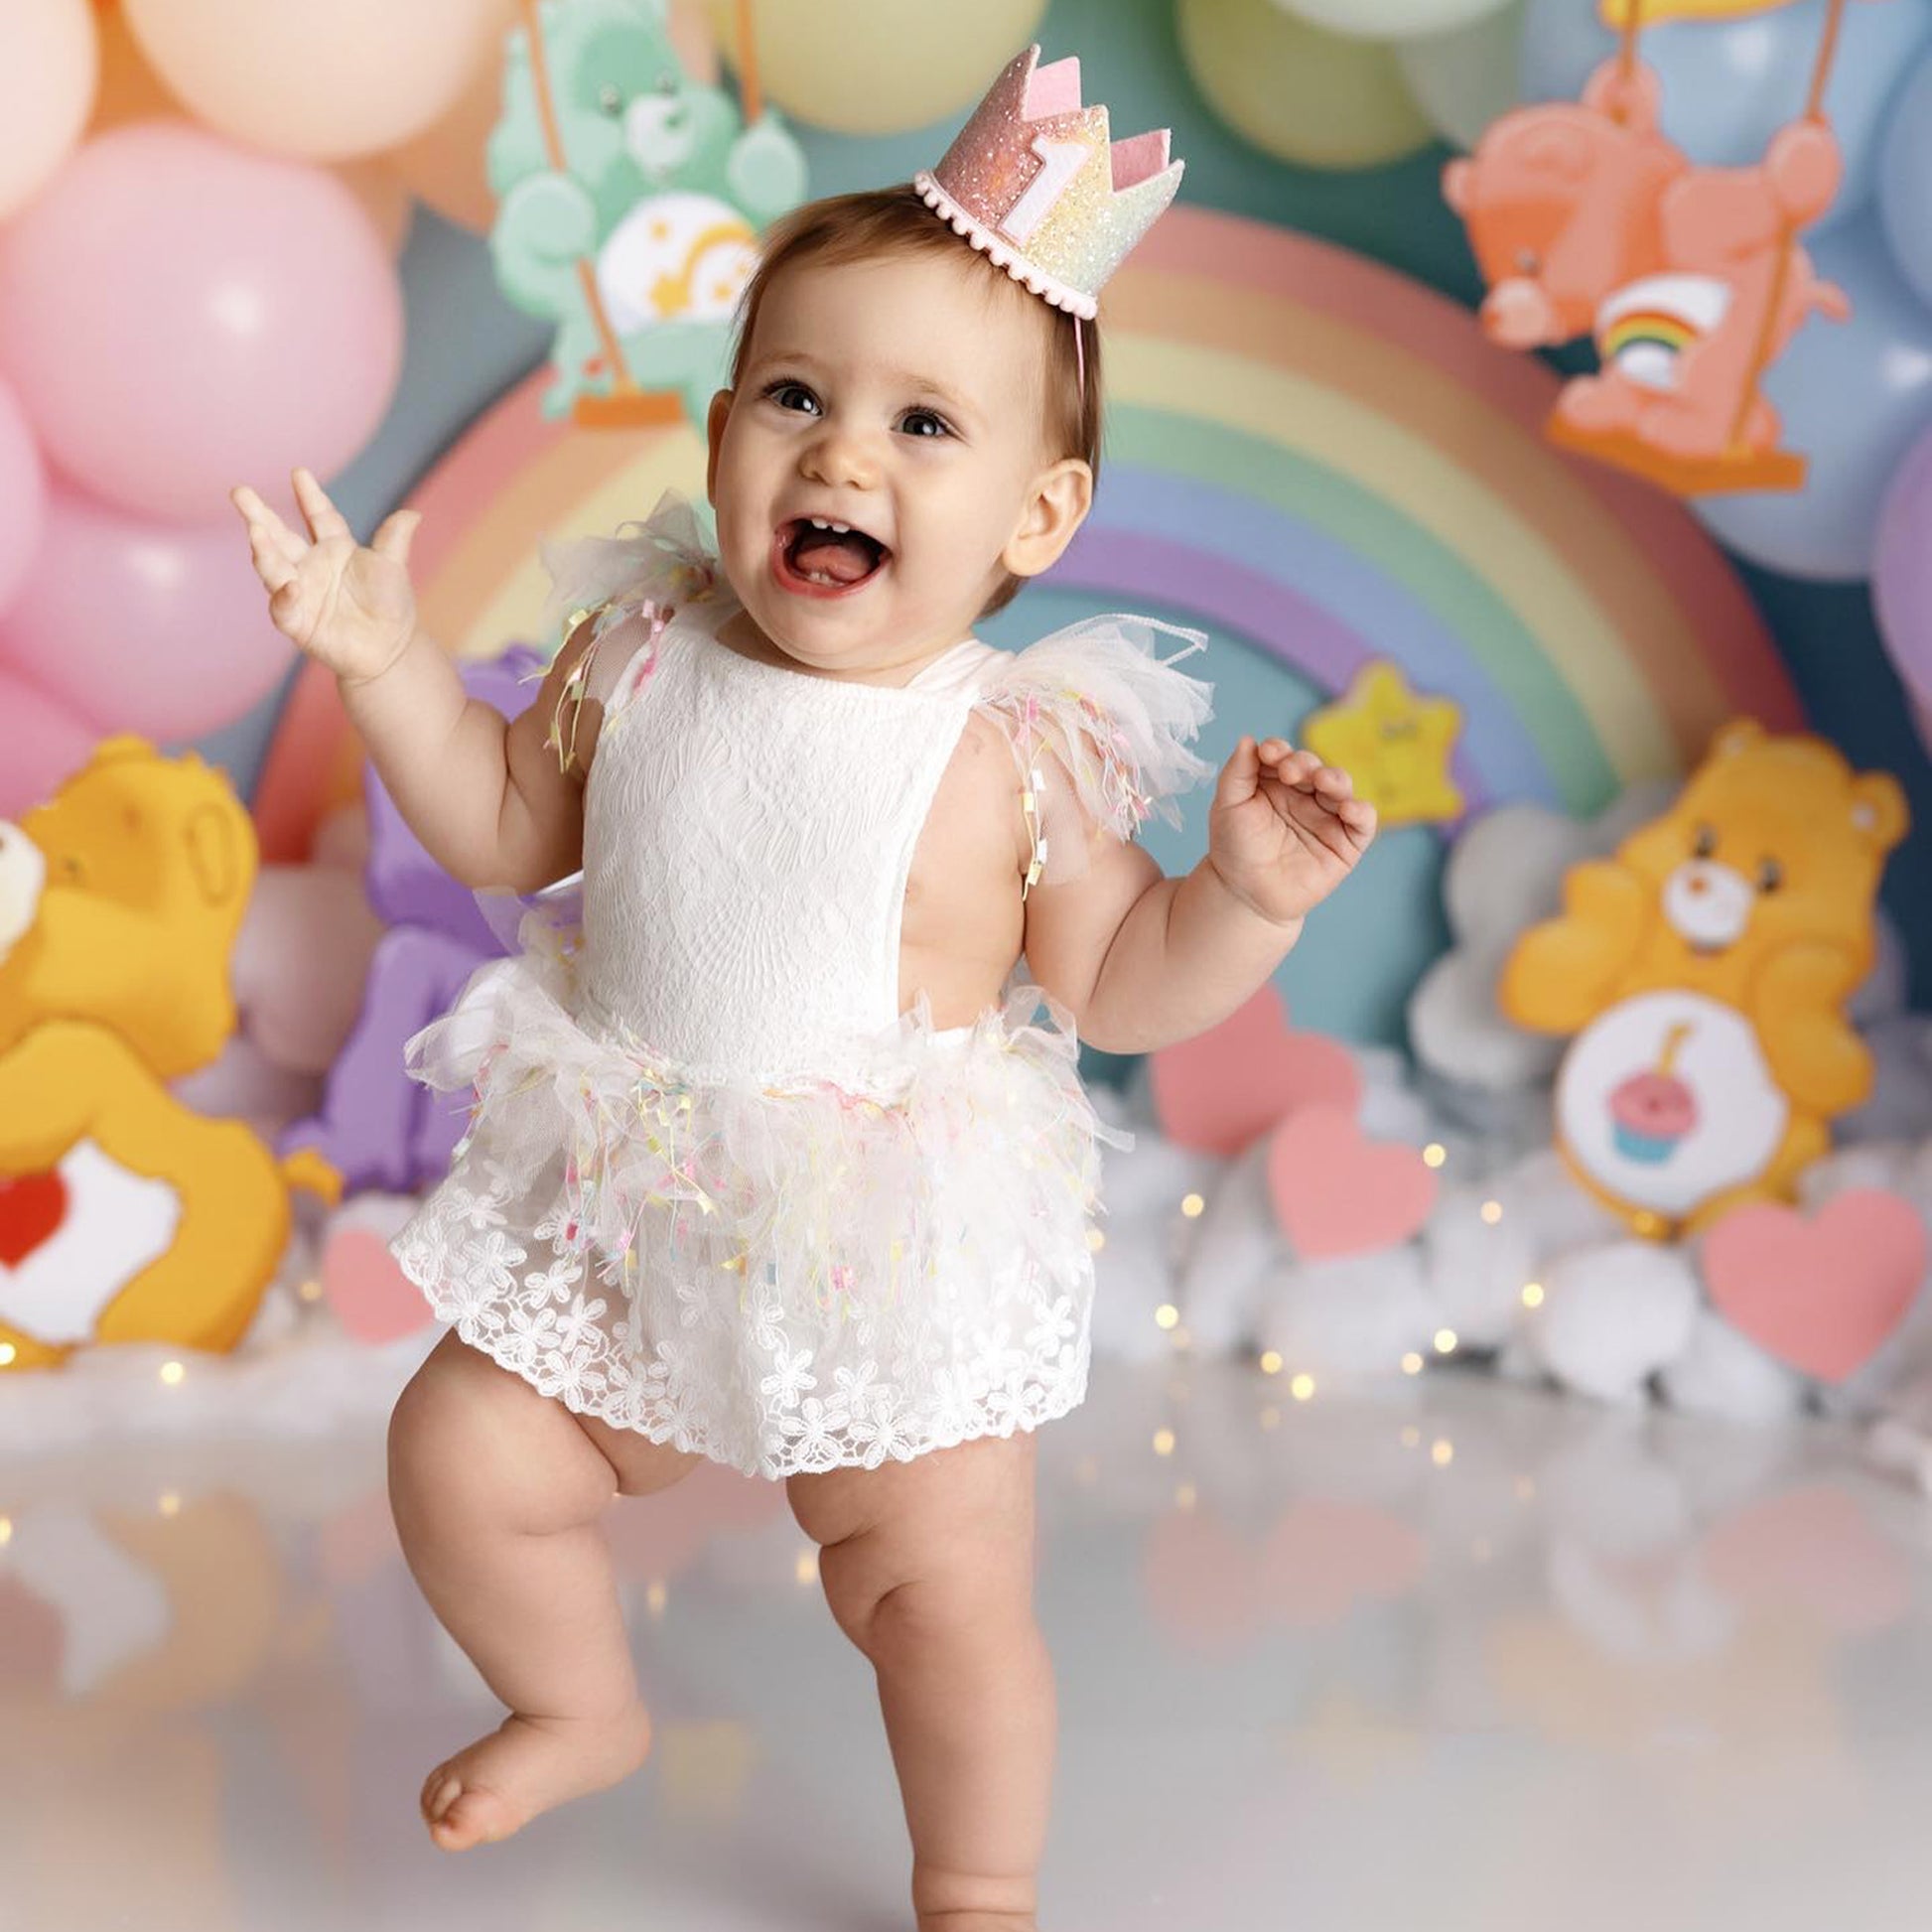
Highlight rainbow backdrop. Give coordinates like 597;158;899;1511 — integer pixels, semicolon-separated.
253;207;1799;860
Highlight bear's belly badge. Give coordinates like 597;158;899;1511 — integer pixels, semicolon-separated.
596;191;759;333
1556;989;1788;1218
0;1141;181;1343
1594;272;1733;393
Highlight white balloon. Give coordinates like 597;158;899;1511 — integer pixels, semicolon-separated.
1274;0;1519;42
1395;0;1528;150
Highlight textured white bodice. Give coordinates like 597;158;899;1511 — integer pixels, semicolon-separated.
579;603;999;1085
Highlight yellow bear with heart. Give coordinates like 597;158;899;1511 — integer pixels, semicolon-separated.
1500;721;1908;1237
0;739;336;1371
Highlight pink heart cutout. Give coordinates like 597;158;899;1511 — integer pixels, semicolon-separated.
1703;1190;1927;1383
1266;1105;1439;1260
324;1227;435;1345
1150;984;1363;1156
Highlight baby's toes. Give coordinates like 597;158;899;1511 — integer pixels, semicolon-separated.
429;1780;518;1851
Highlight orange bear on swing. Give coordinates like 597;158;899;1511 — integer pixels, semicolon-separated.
1444;0;1854;495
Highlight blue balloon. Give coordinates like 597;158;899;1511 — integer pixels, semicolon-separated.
1879;52;1932;309
1520;0;1932;233
1693;213;1932;580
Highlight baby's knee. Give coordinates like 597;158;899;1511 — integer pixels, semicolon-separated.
822;1545;1030;1667
387;1332;613;1529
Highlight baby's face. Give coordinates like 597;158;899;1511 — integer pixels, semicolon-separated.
707;250;1085;674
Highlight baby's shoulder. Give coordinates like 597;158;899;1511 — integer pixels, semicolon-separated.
959;615;1218;893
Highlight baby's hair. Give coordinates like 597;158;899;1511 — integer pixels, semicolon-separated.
727;183;1103;617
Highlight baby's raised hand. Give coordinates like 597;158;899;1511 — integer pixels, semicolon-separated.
230;468;423;685
1205;736;1377;926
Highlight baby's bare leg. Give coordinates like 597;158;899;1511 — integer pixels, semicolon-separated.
388;1329;698;1850
789;1432;1050;1932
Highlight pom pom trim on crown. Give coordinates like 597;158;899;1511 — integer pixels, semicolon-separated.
912;171;1098;320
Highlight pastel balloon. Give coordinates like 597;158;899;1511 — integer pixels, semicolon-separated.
0;671;96;818
1873;418;1932;707
1279;0;1519;39
1521;0;1932;233
0;484;296;741
383;0;518;236
123;0;508;162
0;0;95;220
1396;1;1529;150
1180;0;1435;169
703;0;1048;135
0;124;403;524
0;378;48;624
87;3;180;132
1877;55;1932;310
1694;216;1932;581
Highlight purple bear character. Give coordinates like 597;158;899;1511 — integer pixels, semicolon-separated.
278;645;554;1193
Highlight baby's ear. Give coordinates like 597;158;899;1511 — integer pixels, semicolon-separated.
704;388;733;503
1004;457;1093;582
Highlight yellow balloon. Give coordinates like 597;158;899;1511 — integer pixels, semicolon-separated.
703;0;1049;136
1179;0;1434;171
123;0;507;163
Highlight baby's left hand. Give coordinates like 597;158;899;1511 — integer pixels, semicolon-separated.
1205;736;1376;926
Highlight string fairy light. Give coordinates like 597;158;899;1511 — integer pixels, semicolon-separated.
1180;1192;1205;1218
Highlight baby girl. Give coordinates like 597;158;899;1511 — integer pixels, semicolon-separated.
232;46;1373;1932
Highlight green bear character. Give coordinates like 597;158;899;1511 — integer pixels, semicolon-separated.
487;0;807;428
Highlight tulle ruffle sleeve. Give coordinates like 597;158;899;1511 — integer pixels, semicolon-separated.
537;490;722;769
971;614;1215;894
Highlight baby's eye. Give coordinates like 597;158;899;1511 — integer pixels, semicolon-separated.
897;408;952;440
765;380;821;415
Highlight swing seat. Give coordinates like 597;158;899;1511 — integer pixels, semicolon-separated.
572;389;686;431
1546;413;1808;496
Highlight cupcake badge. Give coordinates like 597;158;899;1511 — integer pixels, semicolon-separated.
1608;1021;1699;1166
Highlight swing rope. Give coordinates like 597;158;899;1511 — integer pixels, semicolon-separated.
518;0;637;399
1609;0;1848;459
1724;0;1847;449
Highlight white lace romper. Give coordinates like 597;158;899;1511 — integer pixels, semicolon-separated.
391;494;1215;1478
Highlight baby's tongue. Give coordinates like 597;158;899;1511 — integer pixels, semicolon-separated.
791;527;879;584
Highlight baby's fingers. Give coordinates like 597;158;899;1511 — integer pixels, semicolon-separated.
292;466;350;545
229;483;306;565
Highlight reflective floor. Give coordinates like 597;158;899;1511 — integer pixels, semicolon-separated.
7;1357;1932;1932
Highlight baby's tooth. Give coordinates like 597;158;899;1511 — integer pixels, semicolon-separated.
831;521;850;533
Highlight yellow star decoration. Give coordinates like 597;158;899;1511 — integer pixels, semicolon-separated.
1301;662;1464;826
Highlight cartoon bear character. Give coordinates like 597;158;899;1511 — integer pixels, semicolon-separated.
0;741;333;1371
276;649;545;1195
1444;59;1848;465
487;0;807;426
1499;722;1907;1236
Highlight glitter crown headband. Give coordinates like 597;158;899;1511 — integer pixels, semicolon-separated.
912;44;1183;323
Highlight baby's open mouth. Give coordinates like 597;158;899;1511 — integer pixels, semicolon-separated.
772;516;891;596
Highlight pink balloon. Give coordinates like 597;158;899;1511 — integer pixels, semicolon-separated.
0;123;402;523
0;670;97;817
0;483;296;741
0;377;48;621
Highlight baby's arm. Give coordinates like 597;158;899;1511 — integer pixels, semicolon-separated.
342;616;601;894
1025;735;1375;1054
233;469;599;895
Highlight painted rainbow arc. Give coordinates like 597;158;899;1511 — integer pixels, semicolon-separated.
253;208;1797;861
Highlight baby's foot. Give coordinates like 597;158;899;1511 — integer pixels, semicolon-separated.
916;1915;1037;1932
419;1702;652;1851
